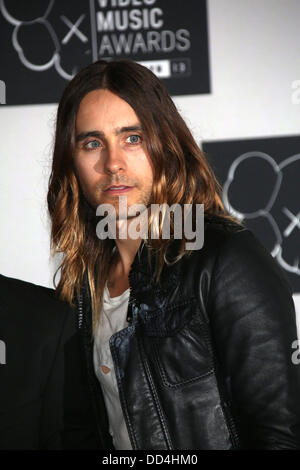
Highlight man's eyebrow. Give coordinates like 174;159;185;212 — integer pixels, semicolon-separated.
116;125;143;135
75;125;144;143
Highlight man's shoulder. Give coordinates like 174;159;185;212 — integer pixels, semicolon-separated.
204;213;246;236
0;273;53;296
201;214;251;254
203;215;267;258
0;273;58;307
172;215;252;276
170;214;253;267
199;215;291;292
188;214;277;277
0;274;73;330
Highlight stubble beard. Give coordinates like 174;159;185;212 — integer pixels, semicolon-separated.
91;182;154;240
94;182;153;219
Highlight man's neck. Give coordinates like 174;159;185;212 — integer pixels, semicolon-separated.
108;214;146;278
113;237;142;278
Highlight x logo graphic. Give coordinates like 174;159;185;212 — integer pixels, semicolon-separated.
60;14;88;44
282;207;300;237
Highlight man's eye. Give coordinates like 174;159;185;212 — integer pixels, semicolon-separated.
85;140;101;150
126;134;141;144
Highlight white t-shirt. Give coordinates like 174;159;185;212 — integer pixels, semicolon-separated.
93;281;132;450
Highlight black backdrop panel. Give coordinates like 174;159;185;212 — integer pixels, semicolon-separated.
202;136;300;293
0;0;210;105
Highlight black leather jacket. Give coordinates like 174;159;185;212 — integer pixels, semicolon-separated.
75;216;300;450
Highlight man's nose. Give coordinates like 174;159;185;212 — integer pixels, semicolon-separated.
103;142;125;174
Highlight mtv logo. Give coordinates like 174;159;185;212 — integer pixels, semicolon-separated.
0;80;6;104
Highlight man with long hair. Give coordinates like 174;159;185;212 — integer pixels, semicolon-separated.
47;59;300;449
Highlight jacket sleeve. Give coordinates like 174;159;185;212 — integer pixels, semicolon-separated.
209;229;300;449
61;321;104;450
39;300;102;450
38;301;73;450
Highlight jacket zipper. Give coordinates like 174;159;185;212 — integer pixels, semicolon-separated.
112;265;140;448
127;267;173;449
78;279;145;449
108;296;138;450
78;293;83;329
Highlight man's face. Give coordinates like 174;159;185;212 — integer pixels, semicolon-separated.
74;89;154;220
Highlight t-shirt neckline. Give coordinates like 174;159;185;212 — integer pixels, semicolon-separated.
104;281;130;304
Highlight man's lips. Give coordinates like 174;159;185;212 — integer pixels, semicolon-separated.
103;185;134;193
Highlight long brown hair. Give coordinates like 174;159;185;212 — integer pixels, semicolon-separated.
47;59;242;335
